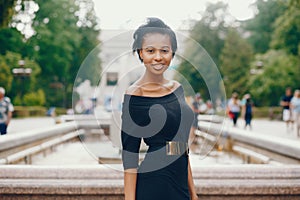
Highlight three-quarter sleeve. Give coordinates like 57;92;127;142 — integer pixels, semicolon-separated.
121;99;142;170
121;129;141;169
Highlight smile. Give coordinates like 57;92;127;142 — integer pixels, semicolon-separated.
152;64;165;70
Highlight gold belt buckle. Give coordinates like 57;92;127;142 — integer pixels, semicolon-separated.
166;141;188;156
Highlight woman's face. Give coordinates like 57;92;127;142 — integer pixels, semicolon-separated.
139;33;173;75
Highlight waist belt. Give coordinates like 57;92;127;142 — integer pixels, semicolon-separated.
166;141;189;156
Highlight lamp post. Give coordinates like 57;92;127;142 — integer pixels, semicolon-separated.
12;60;32;105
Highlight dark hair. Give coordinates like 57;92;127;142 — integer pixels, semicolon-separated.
132;17;177;62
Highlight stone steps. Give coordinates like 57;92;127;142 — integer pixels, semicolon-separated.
0;165;299;199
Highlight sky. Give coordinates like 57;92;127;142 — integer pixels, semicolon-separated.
92;0;257;30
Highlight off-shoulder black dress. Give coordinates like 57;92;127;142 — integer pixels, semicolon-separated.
121;86;195;200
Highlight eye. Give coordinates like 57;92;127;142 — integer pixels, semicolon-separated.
146;49;154;53
161;49;170;54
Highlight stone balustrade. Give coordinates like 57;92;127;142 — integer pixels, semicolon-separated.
197;118;300;163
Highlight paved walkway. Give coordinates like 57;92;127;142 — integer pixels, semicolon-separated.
7;117;56;134
231;118;299;140
7;116;299;139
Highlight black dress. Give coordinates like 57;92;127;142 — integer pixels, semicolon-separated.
121;86;195;200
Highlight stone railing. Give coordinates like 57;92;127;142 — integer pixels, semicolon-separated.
0;165;300;199
0;122;82;164
0;114;111;164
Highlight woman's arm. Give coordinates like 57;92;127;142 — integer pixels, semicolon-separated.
124;168;138;200
188;158;199;200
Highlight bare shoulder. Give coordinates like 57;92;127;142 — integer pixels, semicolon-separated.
125;84;143;96
171;80;181;89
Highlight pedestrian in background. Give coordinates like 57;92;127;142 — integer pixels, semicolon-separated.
227;92;241;127
242;94;253;130
280;87;293;132
0;87;14;135
189;93;201;144
291;89;300;137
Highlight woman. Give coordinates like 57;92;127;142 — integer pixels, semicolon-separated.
121;18;198;200
227;92;241;127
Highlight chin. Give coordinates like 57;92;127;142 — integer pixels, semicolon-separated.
151;68;168;75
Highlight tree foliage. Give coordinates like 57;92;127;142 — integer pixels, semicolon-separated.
244;0;287;54
220;28;253;96
0;28;25;55
28;0;101;107
271;0;300;56
0;0;101;108
248;50;300;106
0;57;13;92
0;51;41;105
0;0;16;28
23;89;45;106
176;2;229;99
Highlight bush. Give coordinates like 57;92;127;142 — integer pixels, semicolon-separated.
13;106;67;118
13;95;22;106
13;106;47;118
13;106;30;118
252;106;282;120
23;89;46;106
55;107;67;115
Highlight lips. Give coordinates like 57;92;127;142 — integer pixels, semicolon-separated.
152;64;165;70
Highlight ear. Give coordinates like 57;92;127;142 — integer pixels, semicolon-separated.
139;50;143;60
138;49;144;63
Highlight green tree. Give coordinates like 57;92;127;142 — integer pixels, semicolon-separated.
0;57;13;92
1;51;41;105
2;0;101;108
29;0;101;107
243;0;287;54
0;28;25;55
0;0;16;28
220;28;253;96
176;2;230;99
189;2;229;67
248;50;300;106
271;0;300;56
70;0;101;87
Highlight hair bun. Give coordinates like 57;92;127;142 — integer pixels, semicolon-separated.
146;17;169;28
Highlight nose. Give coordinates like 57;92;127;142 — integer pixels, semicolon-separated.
154;51;163;60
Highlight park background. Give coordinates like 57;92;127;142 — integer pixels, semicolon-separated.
0;0;299;118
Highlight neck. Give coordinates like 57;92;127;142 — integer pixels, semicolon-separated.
142;72;166;85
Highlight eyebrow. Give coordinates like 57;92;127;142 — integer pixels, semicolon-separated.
143;46;171;49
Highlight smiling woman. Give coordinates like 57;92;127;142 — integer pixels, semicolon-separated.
121;18;199;200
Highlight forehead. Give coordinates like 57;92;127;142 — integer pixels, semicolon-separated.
142;32;171;47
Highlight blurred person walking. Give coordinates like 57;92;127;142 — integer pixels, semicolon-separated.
280;87;293;131
189;93;201;144
227;92;241;127
242;94;253;130
0;87;14;135
291;89;300;137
